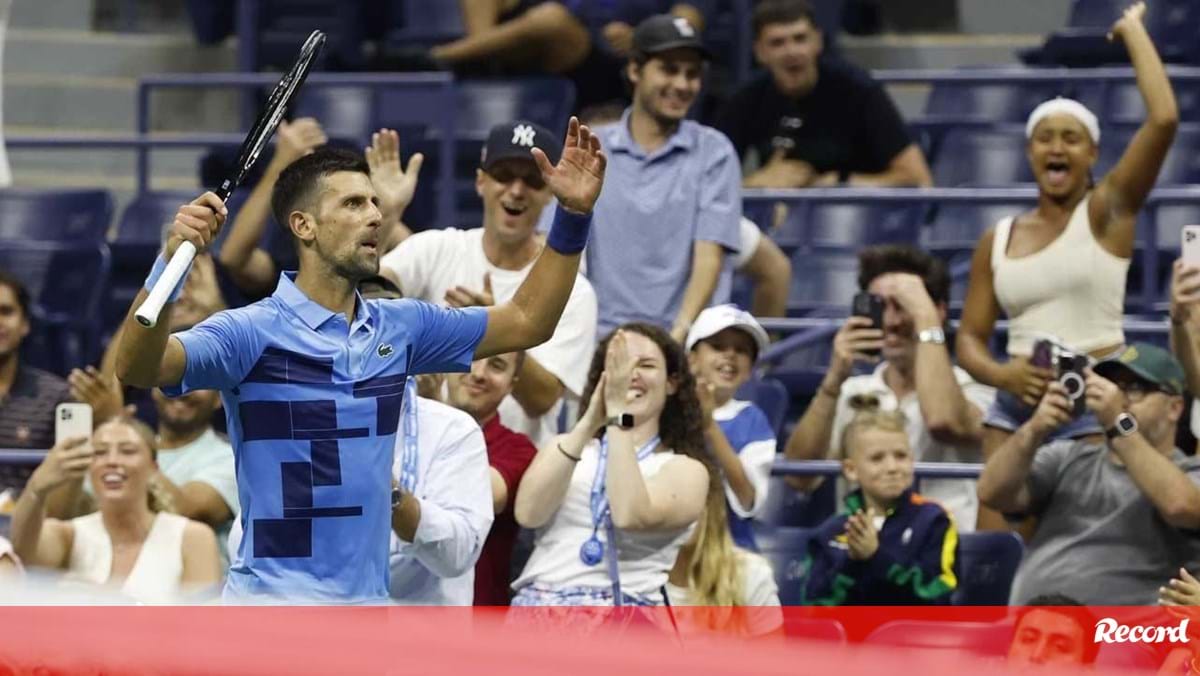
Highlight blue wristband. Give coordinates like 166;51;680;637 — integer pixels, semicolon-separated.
545;205;592;255
143;253;192;304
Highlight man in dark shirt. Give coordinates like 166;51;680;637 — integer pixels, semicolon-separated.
446;351;537;606
713;0;931;189
0;272;70;451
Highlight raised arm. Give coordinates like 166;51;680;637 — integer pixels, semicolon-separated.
364;128;422;252
10;438;90;569
476;117;606;358
115;192;226;389
976;384;1071;513
1093;2;1179;239
218;118;326;295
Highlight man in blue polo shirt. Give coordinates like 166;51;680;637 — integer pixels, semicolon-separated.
586;14;741;342
115;119;606;602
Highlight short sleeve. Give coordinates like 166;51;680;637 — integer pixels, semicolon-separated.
724;405;777;519
858;82;913;170
695;131;743;253
732;217;762;270
402;300;488;374
165;307;263;396
1022;441;1075;517
488;432;538;511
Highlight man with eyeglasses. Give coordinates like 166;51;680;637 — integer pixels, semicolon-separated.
978;343;1200;605
380;121;597;447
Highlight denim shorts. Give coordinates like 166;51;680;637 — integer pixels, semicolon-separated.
983;388;1104;440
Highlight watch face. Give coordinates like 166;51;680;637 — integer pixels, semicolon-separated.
1118;415;1137;434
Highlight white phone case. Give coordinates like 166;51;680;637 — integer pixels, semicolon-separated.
55;403;93;445
1183;225;1200;267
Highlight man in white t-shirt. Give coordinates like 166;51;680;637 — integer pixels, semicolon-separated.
380;120;597;446
783;245;994;530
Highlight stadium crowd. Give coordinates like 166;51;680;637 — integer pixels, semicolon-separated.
0;0;1198;660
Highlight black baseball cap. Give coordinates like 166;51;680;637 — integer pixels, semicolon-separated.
479;120;561;171
632;14;710;60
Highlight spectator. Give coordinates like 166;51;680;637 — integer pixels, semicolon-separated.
1007;596;1099;669
0;272;70;452
685;305;775;550
1160;568;1200;606
381;122;597;446
587;14;741;341
802;399;958;605
1169;260;1200;453
714;0;931;189
978;343;1200;605
666;485;782;639
512;324;710;607
733;217;792;319
0;535;21;579
445;353;538;605
957;4;1178;528
422;1;708;110
783;245;993;530
388;380;494;605
10;417;222;603
217;120;419;302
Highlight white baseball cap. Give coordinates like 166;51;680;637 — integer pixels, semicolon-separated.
685;304;770;359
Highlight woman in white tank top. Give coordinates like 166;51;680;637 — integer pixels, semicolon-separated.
511;323;711;613
956;3;1178;527
9;416;222;603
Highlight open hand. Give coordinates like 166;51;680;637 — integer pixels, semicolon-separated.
1161;568;1200;606
366;128;423;221
845;509;880;560
533;117;606;214
1108;1;1146;42
444;273;494;308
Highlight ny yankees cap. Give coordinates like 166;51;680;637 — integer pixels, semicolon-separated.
632;14;710;60
480;120;562;171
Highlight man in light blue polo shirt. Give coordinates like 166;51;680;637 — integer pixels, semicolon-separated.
115;120;607;602
587;14;741;341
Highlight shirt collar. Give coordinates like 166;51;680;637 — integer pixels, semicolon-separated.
272;272;373;332
713;398;750;422
607;108;696;159
843;488;912;518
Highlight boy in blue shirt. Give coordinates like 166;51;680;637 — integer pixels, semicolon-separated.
802;399;958;605
686;304;775;550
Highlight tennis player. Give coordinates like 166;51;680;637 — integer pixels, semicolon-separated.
115;118;606;603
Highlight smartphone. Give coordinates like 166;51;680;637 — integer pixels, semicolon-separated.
1183;225;1200;267
851;292;884;357
55;403;93;445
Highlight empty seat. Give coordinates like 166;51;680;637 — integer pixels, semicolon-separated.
931;127;1034;187
753;525;817;606
788;252;860;315
951;531;1024;606
924;200;1034;257
1104;80;1200;124
758;476;837;528
385;0;464;47
924;82;1059;123
775;202;920;251
1097;125;1200;185
0;188;112;242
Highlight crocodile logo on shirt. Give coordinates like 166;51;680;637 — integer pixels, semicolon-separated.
377;343;394;358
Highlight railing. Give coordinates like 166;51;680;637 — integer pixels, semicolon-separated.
773;459;984;480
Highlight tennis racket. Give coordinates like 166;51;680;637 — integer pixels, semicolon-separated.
135;29;326;328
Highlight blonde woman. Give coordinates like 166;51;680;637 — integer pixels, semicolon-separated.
11;416;221;603
802;397;958;605
666;486;783;639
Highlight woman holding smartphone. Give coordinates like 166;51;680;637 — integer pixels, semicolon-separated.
956;2;1178;526
512;323;711;611
10;416;221;602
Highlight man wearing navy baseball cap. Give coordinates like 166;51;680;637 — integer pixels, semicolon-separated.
381;122;598;448
584;13;742;343
980;342;1200;605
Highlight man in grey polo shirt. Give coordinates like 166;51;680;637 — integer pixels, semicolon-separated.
978;343;1200;605
587;14;741;342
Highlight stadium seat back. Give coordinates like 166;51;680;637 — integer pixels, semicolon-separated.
735;377;789;439
0;188;112;242
753;525;817;606
951;531;1024;606
931;127;1034;187
925;83;1057;123
788;252;860;314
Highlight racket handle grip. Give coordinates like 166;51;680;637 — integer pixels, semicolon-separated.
134;241;197;328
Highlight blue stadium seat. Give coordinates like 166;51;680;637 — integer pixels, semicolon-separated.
753;525;817;606
758;476;837;529
1097;125;1200;185
385;0;463;47
736;377;789;439
951;531;1024;606
1104;81;1200;124
787;252;860;315
924;82;1059;123
866;619;1010;657
931;127;1034;187
775;202;920;252
923;200;1035;260
0;241;111;374
0;188;112;242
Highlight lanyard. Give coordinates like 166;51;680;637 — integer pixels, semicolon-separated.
399;377;419;493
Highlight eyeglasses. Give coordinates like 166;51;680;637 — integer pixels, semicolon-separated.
1111;377;1171;400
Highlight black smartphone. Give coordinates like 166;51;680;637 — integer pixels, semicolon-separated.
851;292;884;357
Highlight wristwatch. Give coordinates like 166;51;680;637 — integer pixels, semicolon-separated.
917;327;946;345
391;487;403;508
1106;412;1138;440
606;413;635;429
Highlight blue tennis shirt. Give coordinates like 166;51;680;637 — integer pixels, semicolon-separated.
165;272;487;602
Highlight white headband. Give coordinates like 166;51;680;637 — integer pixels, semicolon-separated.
1025;97;1100;144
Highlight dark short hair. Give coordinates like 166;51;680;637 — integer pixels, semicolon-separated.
270;147;371;230
753;0;817;39
0;270;31;321
857;245;951;306
1014;595;1099;665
